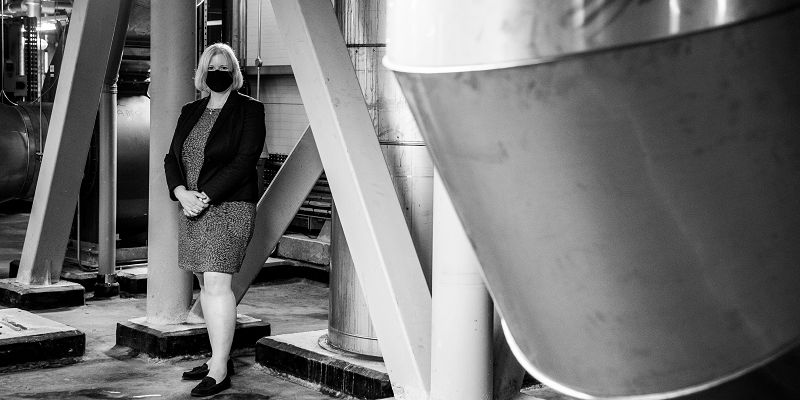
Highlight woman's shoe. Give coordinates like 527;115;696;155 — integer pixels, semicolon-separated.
182;363;209;380
182;358;235;381
190;375;231;397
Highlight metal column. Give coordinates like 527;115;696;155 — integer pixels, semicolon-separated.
271;1;431;397
17;0;126;285
430;170;493;400
146;0;195;324
96;0;134;297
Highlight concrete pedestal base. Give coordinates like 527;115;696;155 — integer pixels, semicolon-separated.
10;259;97;292
65;241;147;271
116;265;148;294
276;234;330;266
0;308;85;371
0;278;85;309
116;314;270;358
256;330;392;399
61;262;98;291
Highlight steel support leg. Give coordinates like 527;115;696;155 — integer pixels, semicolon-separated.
96;0;134;297
146;0;196;324
17;0;126;285
188;126;323;319
430;170;493;400
271;1;431;397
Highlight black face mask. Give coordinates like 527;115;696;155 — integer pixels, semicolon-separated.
206;70;233;93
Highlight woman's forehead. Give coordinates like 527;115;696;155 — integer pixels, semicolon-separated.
209;53;230;66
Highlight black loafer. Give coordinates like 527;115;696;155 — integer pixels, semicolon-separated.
190;375;231;397
182;358;235;381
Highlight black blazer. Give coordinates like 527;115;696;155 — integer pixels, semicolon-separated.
164;90;266;205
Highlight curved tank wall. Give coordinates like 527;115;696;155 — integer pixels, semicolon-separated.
387;1;800;399
0;104;51;202
0;96;150;241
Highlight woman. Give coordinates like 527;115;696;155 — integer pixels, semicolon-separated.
164;43;266;397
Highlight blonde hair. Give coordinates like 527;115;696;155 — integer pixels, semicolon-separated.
194;43;244;93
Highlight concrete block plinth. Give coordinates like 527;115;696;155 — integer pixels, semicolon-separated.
116;265;148;294
60;261;98;291
276;234;330;266
10;259;97;292
0;278;85;309
116;314;270;358
256;330;393;399
0;308;85;371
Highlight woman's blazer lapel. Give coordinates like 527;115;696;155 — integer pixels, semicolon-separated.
173;96;210;156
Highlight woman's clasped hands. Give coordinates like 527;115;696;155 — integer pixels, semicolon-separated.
174;185;210;217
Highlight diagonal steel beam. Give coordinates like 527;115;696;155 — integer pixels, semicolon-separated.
271;1;432;397
17;0;127;285
189;126;323;317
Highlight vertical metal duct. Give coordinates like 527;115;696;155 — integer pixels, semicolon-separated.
327;203;382;357
324;0;434;359
386;1;800;398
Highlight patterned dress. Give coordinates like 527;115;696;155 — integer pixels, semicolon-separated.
178;107;256;274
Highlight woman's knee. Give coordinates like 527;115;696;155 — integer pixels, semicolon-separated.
201;272;232;296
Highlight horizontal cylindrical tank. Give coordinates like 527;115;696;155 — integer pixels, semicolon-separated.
387;1;800;399
0;96;150;239
0;103;51;202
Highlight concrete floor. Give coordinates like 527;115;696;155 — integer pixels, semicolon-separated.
0;204;345;400
3;203;798;400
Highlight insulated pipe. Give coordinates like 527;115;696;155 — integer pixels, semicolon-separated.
96;0;134;297
147;0;195;324
3;0;71;16
430;170;493;400
225;0;246;63
238;0;246;64
23;0;39;18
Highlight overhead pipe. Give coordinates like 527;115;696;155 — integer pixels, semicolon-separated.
386;0;800;398
3;0;71;16
95;0;134;298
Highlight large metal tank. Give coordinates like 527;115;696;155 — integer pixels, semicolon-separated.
0;96;150;242
325;0;433;357
386;1;800;399
0;103;51;202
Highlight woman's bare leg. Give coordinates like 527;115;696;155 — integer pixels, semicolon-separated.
185;273;205;324
200;271;236;381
